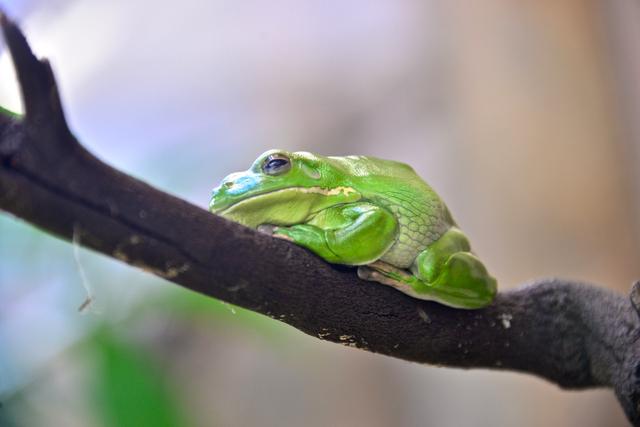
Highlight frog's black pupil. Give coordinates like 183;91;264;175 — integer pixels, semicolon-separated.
263;156;290;175
268;159;287;169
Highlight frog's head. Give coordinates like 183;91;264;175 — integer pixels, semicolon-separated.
209;149;361;228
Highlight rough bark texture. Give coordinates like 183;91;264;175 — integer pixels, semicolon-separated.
1;13;639;424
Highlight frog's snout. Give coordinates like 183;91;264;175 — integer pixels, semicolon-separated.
209;186;223;212
210;180;233;200
210;171;263;213
211;173;242;197
209;175;235;212
220;172;257;193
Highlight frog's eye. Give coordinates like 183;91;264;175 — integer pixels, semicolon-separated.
262;154;291;176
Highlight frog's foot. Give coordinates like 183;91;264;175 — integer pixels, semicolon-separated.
359;256;496;309
257;224;295;242
257;224;277;235
357;261;420;296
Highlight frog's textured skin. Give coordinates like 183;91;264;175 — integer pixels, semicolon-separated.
210;150;497;309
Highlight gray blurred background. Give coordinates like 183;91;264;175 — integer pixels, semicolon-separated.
1;0;639;426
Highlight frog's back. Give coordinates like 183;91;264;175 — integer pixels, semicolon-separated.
327;155;454;268
325;155;421;182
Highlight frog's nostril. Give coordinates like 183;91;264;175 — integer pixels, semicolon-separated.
224;181;234;188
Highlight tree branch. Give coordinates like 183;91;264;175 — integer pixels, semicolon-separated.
1;12;639;424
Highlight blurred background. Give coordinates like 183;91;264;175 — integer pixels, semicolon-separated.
1;0;639;425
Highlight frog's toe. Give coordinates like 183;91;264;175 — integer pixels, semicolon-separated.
365;261;414;279
357;266;417;295
357;266;393;284
257;224;277;235
357;266;376;281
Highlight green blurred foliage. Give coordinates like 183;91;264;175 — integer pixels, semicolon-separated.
90;328;194;427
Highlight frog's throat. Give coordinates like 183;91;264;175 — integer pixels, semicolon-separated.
217;186;361;228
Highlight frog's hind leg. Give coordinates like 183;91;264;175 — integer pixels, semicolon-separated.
357;261;423;298
360;228;497;309
411;227;497;309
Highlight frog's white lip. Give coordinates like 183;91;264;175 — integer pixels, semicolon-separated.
213;186;359;215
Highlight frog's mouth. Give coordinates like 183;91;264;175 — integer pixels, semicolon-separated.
212;186;360;228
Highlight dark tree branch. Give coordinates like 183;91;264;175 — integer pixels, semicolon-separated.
1;13;639;424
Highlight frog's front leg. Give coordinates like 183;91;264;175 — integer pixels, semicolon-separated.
362;227;497;309
271;202;398;265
